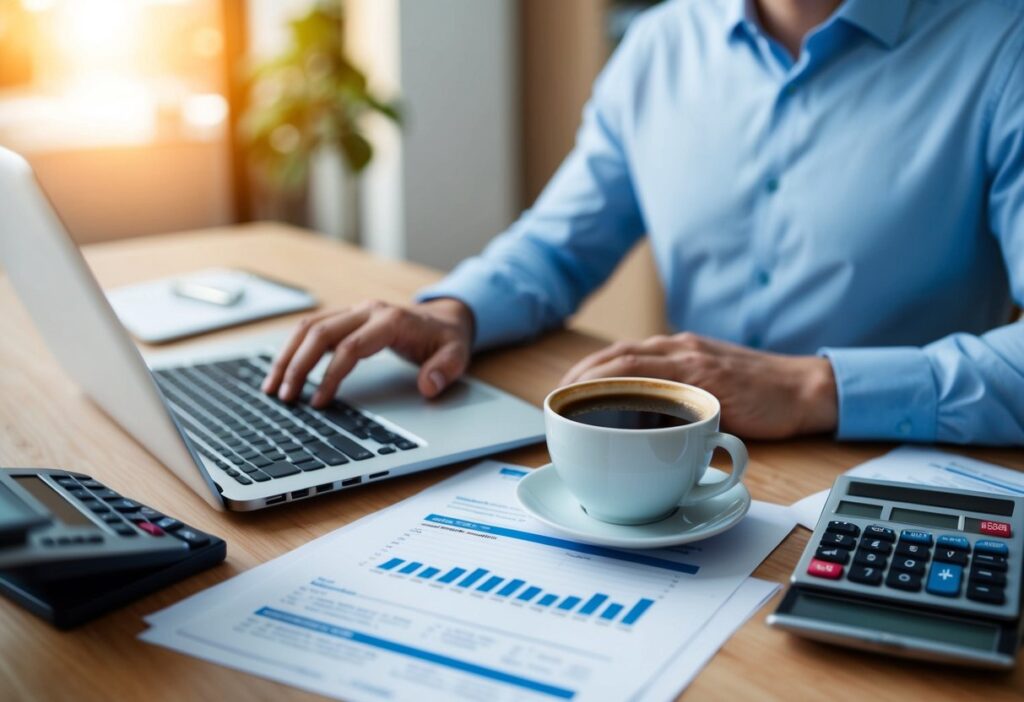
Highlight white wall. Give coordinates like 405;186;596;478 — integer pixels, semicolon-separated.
347;0;519;270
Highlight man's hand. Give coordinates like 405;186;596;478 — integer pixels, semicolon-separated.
262;298;474;407
560;332;838;439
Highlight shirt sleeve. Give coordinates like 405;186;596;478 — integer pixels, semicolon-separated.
416;19;650;351
821;39;1024;446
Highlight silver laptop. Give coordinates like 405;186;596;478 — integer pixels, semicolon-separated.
0;147;544;511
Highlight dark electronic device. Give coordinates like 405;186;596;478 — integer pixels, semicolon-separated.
768;476;1023;668
0;468;225;628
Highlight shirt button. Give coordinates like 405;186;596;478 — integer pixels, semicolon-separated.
897;420;912;436
756;269;771;286
765;177;780;193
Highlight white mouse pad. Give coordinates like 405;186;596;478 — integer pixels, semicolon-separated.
106;267;317;344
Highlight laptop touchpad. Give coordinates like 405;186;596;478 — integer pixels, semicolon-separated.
325;352;498;412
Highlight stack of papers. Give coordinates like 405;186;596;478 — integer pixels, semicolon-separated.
142;461;795;701
791;446;1024;530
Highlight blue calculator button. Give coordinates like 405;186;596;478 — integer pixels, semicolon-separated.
936;535;970;552
926;563;963;597
900;530;933;545
973;539;1009;557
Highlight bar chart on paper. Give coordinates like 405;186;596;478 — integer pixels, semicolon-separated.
365;512;700;629
376;556;656;625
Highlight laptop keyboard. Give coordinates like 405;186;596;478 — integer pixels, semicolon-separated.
152;355;419;487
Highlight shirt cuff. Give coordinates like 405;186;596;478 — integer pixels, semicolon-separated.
819;346;938;442
416;262;533;352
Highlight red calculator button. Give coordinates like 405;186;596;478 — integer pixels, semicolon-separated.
979;521;1012;538
807;558;844;579
137;522;165;537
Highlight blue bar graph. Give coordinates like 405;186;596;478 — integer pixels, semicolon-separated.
438;567;466;584
477;575;504;593
517;586;542;602
457;568;489;588
622;598;655;625
579;594;608;616
497;579;526;597
600;603;624;621
557;596;582;612
375;556;657;626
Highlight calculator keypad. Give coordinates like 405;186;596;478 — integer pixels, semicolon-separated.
50;473;214;551
808;522;1014;607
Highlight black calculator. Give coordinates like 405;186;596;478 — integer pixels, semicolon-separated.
0;468;226;628
768;476;1023;668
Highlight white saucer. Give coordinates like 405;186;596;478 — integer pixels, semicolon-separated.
515;464;751;549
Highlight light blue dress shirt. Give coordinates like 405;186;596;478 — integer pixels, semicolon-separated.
420;0;1024;446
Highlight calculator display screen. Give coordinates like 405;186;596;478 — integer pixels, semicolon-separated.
835;501;883;519
791;592;999;651
889;507;959;530
14;476;94;528
846;481;1014;517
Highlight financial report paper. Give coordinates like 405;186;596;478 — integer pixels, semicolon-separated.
143;462;794;701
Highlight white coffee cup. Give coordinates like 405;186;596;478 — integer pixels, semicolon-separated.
544;377;748;525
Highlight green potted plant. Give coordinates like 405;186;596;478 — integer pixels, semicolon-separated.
241;0;400;240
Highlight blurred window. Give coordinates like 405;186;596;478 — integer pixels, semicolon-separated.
0;0;229;153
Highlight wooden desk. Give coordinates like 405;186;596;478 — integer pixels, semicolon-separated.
1;223;1021;700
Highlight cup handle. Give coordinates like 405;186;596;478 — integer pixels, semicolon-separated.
678;431;748;506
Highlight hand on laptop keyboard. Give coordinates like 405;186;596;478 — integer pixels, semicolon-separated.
262;298;474;406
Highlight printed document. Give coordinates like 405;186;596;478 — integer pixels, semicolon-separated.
143;461;794;701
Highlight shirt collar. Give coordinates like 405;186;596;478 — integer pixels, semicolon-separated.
724;0;755;42
836;0;911;48
725;0;911;49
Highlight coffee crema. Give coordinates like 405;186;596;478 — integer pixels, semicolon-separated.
557;393;699;430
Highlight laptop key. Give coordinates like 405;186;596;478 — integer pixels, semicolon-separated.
369;427;397;444
329;435;374;460
249;471;271;482
295;459;325;472
311;445;348;465
263;461;301;478
395;439;418;450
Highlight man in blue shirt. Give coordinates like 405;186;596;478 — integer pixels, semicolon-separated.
264;0;1024;445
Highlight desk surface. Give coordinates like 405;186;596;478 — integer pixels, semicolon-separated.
1;223;1021;701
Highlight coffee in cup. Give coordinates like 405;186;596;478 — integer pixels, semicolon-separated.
544;378;748;525
556;392;698;430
